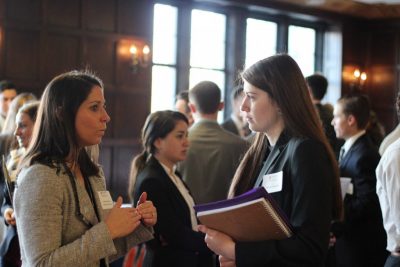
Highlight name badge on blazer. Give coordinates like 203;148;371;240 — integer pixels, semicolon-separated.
262;171;283;193
98;191;114;210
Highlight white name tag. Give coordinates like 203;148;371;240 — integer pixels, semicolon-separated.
98;191;113;210
262;171;283;193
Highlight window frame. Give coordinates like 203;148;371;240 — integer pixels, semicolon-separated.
153;0;328;117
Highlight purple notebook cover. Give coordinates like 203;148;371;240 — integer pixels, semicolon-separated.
194;187;292;230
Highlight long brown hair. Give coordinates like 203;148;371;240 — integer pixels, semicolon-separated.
229;54;343;220
19;70;103;178
128;110;188;201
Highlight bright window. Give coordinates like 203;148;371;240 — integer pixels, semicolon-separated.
190;10;226;70
151;4;178;112
245;18;277;68
190;9;226;121
151;66;177;112
288;25;316;76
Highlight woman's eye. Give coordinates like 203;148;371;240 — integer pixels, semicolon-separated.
177;133;187;139
90;105;99;111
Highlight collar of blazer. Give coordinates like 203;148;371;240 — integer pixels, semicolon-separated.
254;131;291;187
146;156;193;215
190;119;221;131
264;130;291;168
148;156;192;194
339;134;367;167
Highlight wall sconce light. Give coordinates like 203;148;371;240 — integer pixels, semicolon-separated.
343;65;368;93
352;68;367;89
129;44;151;74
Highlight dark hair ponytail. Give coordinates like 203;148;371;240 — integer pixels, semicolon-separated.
128;150;148;202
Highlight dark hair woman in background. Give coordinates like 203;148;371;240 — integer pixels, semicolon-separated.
129;110;212;267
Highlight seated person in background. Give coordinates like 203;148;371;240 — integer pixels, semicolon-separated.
129;110;213;267
199;54;342;267
0;101;39;267
175;90;194;127
221;85;251;138
13;70;156;267
331;94;388;267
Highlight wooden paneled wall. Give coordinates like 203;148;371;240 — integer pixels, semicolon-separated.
0;0;154;200
342;20;400;134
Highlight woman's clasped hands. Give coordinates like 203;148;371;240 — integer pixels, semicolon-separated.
105;196;141;239
136;192;157;227
105;193;156;240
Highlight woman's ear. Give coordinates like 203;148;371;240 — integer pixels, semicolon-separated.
153;138;162;151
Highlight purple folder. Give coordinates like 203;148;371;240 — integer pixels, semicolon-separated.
194;187;293;241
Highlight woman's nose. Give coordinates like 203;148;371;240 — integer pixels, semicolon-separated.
102;109;111;123
14;127;21;137
240;97;249;112
183;137;189;147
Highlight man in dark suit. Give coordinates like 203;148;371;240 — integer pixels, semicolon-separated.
221;85;250;138
331;94;388;267
306;73;340;156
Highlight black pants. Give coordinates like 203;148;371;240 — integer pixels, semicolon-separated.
2;236;21;267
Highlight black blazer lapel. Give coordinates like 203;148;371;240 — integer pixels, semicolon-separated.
149;157;192;214
265;131;292;174
339;135;365;169
254;132;290;187
264;147;281;174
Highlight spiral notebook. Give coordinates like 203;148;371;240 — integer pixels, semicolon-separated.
194;187;293;242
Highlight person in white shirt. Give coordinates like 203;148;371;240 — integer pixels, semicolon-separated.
379;124;400;155
376;91;400;267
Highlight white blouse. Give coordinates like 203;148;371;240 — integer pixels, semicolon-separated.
159;162;198;231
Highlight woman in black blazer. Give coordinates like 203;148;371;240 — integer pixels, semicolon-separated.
199;54;343;267
129;110;212;267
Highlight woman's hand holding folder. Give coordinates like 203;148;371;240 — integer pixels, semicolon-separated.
198;225;236;262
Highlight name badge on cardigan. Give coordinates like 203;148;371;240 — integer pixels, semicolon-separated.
98;191;113;209
262;171;283;193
